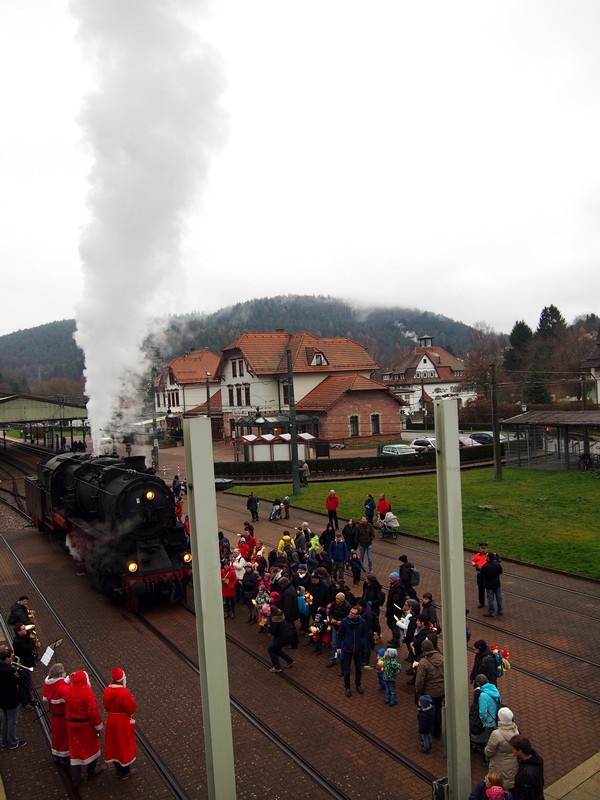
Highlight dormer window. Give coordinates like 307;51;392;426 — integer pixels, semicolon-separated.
311;352;328;367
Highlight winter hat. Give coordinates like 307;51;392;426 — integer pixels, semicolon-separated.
314;613;323;621
261;604;270;613
497;707;514;724
298;564;307;571
421;639;434;653
386;648;398;659
366;574;378;583
389;572;400;582
269;591;280;603
111;667;125;683
419;694;433;706
377;648;386;657
486;788;505;800
244;562;253;569
335;592;346;602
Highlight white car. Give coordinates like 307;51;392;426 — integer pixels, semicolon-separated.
381;444;418;456
411;437;436;451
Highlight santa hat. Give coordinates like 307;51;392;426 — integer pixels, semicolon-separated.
111;667;126;683
70;670;91;687
486;788;505;800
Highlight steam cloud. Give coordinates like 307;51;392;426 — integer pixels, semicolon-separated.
71;0;226;451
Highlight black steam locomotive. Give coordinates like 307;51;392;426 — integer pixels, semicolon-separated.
24;453;192;608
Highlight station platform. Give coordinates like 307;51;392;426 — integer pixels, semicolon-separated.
545;752;600;800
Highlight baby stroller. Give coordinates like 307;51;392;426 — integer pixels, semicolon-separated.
269;499;283;522
378;511;400;539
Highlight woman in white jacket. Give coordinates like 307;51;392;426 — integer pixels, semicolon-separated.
484;706;519;788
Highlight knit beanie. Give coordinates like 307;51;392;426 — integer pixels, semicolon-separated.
497;707;514;724
389;572;400;582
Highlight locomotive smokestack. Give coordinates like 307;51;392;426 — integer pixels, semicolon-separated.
71;0;227;452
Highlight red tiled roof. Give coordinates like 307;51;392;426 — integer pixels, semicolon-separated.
167;349;221;384
187;390;222;414
218;331;377;377
296;374;404;412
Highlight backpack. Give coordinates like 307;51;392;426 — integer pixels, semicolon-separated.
408;568;420;587
491;646;511;679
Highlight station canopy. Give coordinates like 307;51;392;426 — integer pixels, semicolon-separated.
0;394;87;426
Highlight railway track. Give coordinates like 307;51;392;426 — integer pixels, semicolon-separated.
0;531;193;800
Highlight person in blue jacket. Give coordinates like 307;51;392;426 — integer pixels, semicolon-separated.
328;531;350;581
479;677;502;746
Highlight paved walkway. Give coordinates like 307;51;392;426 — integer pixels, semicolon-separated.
545;752;600;800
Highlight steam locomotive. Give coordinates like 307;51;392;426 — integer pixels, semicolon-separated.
24;452;192;608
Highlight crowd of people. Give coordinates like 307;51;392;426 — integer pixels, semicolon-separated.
215;489;545;799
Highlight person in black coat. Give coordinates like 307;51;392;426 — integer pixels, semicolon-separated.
385;573;405;647
308;573;330;619
277;578;300;648
12;624;37;709
241;564;259;622
8;597;30;627
398;555;415;597
480;553;504;617
267;609;295;672
510;735;544;800
319;523;336;551
470;639;498;687
0;645;27;749
361;574;385;618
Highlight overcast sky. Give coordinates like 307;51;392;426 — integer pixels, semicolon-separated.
1;0;599;341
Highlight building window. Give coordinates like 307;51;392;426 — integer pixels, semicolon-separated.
228;386;234;406
244;385;251;406
371;414;380;434
282;383;289;405
349;415;359;437
231;361;237;378
236;386;243;406
238;359;244;377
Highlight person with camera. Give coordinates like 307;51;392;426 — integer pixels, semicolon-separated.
0;645;27;749
480;552;504;618
12;622;37;710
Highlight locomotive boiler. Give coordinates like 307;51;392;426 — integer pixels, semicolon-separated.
24;452;192;608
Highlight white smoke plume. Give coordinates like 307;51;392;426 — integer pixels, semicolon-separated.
71;0;226;451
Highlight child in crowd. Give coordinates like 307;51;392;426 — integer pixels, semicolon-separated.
255;585;270;614
374;647;387;691
269;591;280;608
418;694;435;753
380;648;402;705
310;613;325;654
347;550;364;586
258;603;271;632
297;586;311;633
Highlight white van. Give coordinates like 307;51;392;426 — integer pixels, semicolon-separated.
381;444;418;457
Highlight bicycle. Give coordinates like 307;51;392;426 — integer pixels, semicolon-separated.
578;452;600;471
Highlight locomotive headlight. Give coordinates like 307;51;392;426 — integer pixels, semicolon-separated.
183;552;192;564
127;561;139;573
145;490;156;501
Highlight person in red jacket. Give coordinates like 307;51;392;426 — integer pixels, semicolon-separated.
43;663;69;765
103;667;136;781
61;670;103;787
377;494;391;523
221;561;238;619
325;489;340;530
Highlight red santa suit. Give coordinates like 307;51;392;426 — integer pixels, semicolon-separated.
61;670;103;765
43;673;69;760
103;668;137;768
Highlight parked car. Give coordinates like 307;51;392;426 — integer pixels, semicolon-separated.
411;437;436;451
469;431;508;444
381;444;418;457
458;435;482;447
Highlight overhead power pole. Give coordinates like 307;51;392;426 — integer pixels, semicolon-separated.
287;349;301;495
489;363;502;481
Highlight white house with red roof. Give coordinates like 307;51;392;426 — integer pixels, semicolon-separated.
381;335;476;413
155;348;222;434
215;330;406;443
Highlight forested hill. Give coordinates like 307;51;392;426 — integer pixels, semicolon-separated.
163;296;475;367
0;297;474;390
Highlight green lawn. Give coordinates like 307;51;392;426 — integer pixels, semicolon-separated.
229;468;600;579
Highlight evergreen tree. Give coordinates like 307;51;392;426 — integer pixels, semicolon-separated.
503;320;533;372
535;305;567;338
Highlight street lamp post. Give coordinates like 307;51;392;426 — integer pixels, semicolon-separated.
489;363;502;481
205;371;212;425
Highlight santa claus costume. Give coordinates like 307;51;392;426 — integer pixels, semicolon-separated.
103;667;137;780
42;664;69;764
61;670;103;786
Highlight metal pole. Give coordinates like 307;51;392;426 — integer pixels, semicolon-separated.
434;398;471;800
206;373;212;424
286;350;301;495
184;417;237;800
489;363;502;481
152;371;159;472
